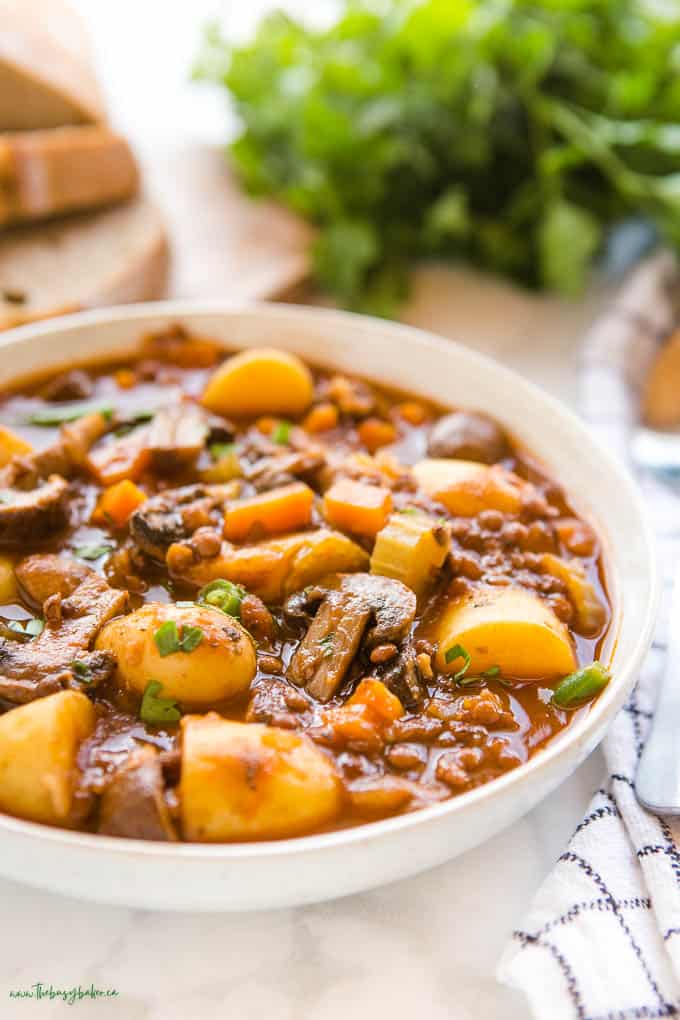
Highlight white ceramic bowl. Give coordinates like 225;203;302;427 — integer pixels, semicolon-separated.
0;302;657;911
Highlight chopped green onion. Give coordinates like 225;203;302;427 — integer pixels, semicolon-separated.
28;402;114;426
482;665;501;678
398;507;420;516
552;661;611;709
153;620;204;656
74;542;113;561
8;617;44;638
140;680;181;725
209;442;236;461
444;642;471;681
271;420;292;444
319;633;335;658
197;578;245;619
71;660;93;683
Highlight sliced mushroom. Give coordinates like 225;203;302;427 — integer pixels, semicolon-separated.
287;574;417;702
97;746;177;841
129;481;239;560
0;556;128;704
238;431;324;492
39;370;94;403
0;413;111;545
146;403;210;474
427;411;508;464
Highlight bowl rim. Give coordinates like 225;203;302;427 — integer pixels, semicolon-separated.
0;299;659;861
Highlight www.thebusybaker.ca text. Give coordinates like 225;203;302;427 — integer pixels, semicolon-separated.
9;983;119;1005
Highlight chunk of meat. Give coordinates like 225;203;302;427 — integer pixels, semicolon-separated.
287;574;417;701
129;482;239;560
146;403;209;474
97;746;177;841
0;556;128;704
16;552;90;606
39;370;94;403
427;411;508;464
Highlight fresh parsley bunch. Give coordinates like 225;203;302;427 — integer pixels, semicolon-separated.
195;0;680;315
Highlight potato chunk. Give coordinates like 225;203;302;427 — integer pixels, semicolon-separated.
180;715;342;841
0;690;95;825
202;347;314;418
541;553;608;638
96;603;256;706
0;424;32;468
170;528;369;604
413;458;535;516
0;553;17;603
370;511;450;596
434;585;577;679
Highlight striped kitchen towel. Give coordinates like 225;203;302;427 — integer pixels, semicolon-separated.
498;251;680;1020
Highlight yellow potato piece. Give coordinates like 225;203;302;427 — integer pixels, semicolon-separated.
0;690;95;826
0;424;31;468
0;554;17;603
180;715;342;841
434;585;577;679
413;458;533;516
171;529;369;604
202;347;314;418
541;553;608;638
96;602;256;706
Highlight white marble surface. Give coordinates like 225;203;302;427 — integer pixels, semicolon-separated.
0;4;619;1016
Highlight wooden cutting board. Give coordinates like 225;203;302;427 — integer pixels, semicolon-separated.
139;140;314;304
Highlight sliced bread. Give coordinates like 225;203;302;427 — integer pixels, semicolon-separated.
0;0;105;130
0;126;139;227
0;197;169;330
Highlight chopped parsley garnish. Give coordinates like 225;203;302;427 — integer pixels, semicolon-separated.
140;680;182;725
209;442;236;461
197;578;245;619
71;660;93;683
74;542;113;561
444;642;471;681
153;620;204;657
552;662;611;709
271;421;292;445
28;402;114;426
482;665;501;678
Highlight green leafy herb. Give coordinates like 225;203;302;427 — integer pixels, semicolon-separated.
444;642;471;681
153;620;204;657
271;421;292;445
28;402;114;426
482;665;501;678
140;680;182;726
195;3;680;314
74;542;113;561
71;660;93;683
197;578;246;619
552;661;611;709
319;633;335;658
209;442;236;461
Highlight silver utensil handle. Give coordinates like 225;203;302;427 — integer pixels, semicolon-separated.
636;559;680;813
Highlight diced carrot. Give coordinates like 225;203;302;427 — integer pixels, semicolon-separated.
223;482;314;543
303;403;339;434
358;417;396;453
323;679;403;748
92;479;147;529
322;479;392;537
114;368;136;389
256;416;277;436
87;433;151;486
395;401;428;425
347;678;404;725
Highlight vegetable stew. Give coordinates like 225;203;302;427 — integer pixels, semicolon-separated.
0;325;611;841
